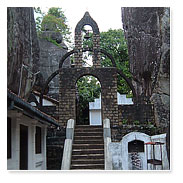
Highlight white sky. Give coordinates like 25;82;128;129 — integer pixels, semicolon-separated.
30;0;174;35
37;0;124;41
39;2;123;33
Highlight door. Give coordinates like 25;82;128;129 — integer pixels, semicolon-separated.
20;124;28;170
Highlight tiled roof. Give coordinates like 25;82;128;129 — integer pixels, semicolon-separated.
7;89;59;127
33;90;59;105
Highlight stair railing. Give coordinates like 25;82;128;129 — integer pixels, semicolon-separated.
61;119;75;170
103;118;113;170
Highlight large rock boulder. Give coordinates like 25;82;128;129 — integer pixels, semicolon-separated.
122;7;170;127
7;7;40;99
122;7;170;162
37;30;70;100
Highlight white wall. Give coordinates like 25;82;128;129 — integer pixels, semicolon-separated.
121;132;151;170
90;110;102;125
108;132;169;170
89;93;133;125
89;97;101;110
7;111;47;170
31;96;55;106
150;134;169;170
117;93;133;105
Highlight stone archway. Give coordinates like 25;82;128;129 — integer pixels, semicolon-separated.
39;11;136;128
59;67;118;127
58;12;119;127
75;75;101;126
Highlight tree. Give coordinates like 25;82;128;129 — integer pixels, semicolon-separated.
34;7;71;44
76;76;101;125
83;29;132;95
34;7;45;33
100;29;131;95
77;76;101;104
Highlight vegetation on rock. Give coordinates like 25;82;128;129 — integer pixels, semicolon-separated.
34;7;71;44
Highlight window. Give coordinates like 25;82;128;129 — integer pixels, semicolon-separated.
7;117;11;159
35;126;42;154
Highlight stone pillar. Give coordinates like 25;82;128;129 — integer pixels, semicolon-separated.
101;69;118;127
59;70;76;127
93;33;101;68
74;32;83;67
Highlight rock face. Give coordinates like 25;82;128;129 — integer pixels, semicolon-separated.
122;7;170;127
122;7;170;161
7;7;40;99
36;31;70;100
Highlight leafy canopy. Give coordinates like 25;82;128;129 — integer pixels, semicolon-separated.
77;76;101;104
83;29;132;95
34;7;71;44
100;29;131;95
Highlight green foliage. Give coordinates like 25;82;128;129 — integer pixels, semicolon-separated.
34;7;45;33
122;119;128;125
100;29;129;65
76;75;101;124
134;120;140;125
100;29;132;94
44;37;64;49
147;121;153;126
83;29;132;95
34;7;71;44
77;76;101;104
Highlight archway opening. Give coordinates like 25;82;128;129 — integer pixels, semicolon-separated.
76;75;101;125
82;25;93;67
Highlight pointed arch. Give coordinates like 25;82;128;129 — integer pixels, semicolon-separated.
75;12;99;34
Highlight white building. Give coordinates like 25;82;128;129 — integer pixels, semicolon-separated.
7;90;59;170
89;93;133;125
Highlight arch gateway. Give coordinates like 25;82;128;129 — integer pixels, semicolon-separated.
36;11;135;128
59;12;119;127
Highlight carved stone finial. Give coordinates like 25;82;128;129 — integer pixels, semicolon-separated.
84;11;90;16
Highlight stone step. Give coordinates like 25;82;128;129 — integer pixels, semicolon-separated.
74;128;103;133
72;144;104;150
71;159;104;165
72;149;104;155
74;132;103;137
75;125;103;128
70;164;104;170
74;136;103;141
72;154;104;160
71;124;104;170
73;140;104;144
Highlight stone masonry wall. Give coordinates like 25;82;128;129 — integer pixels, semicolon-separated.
59;67;118;127
118;104;155;125
46;127;66;170
111;124;167;142
74;31;101;68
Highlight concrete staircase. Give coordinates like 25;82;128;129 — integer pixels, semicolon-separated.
70;125;104;170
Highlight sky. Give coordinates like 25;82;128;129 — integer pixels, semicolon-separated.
41;3;123;32
31;0;174;35
36;1;125;39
